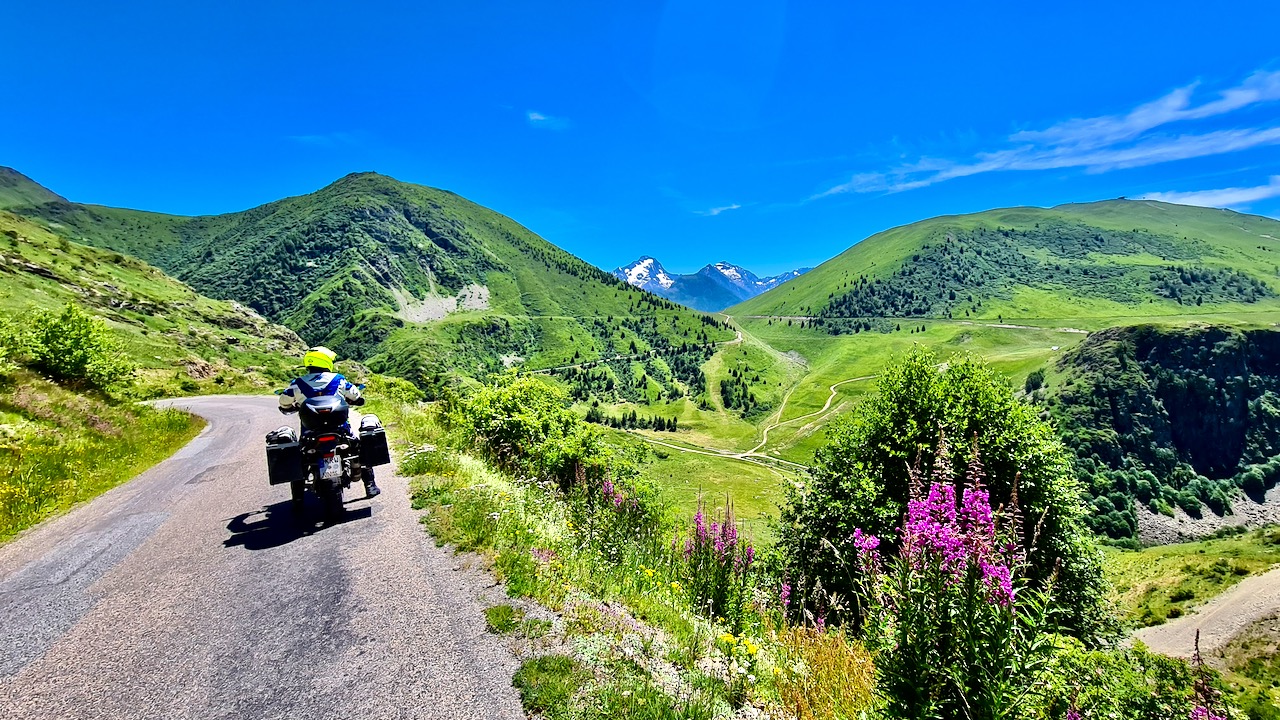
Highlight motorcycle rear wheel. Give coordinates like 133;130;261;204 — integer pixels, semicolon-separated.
317;480;344;524
289;479;306;513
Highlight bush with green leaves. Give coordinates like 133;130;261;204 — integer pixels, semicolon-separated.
23;304;135;392
445;373;623;487
778;348;1111;641
0;318;29;375
1035;639;1226;720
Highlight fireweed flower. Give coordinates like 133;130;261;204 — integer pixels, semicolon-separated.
868;478;1018;606
779;582;792;609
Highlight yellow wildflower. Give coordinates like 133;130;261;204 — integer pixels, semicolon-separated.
644;568;655;578
720;633;736;645
670;582;681;591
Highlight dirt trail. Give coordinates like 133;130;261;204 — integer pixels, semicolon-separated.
748;375;874;454
1134;565;1280;658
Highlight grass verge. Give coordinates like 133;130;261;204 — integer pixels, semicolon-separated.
0;369;204;541
369;395;878;719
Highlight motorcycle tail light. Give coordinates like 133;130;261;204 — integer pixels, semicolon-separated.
317;434;338;442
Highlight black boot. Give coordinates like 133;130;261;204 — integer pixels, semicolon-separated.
363;468;381;498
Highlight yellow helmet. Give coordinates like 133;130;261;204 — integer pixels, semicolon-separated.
303;346;337;372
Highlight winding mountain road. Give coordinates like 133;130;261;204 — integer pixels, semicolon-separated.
0;395;524;720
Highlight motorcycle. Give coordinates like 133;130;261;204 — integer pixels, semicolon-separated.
267;393;371;523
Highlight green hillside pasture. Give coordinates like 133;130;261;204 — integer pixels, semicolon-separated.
701;330;806;419
11;172;736;386
736;317;1088;463
574;397;761;454
1104;527;1280;627
733;200;1280;324
0;212;301;397
622;429;789;538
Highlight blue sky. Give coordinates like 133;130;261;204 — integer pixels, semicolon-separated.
5;2;1280;276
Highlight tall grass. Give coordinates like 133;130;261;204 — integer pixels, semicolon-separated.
772;625;876;720
0;371;202;540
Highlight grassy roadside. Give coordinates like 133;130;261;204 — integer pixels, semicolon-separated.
1218;616;1280;719
0;369;204;541
367;391;877;720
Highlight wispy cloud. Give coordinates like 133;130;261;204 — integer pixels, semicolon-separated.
527;110;571;130
695;203;742;217
813;69;1280;199
1141;175;1280;209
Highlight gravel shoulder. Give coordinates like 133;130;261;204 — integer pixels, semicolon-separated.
1134;563;1280;659
0;395;525;720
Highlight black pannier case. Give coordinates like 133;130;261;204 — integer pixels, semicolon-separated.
266;427;302;485
359;415;391;467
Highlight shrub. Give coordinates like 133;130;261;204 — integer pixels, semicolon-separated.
27;304;135;392
366;373;425;403
0;318;29;375
1025;367;1046;393
446;373;605;486
1035;640;1224;720
779;348;1110;641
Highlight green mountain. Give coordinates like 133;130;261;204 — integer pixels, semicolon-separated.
0;209;302;397
4;168;734;397
1045;324;1280;543
0;167;65;209
733;200;1280;326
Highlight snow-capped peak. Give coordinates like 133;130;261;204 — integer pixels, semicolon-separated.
712;262;743;283
611;256;811;311
614;256;675;290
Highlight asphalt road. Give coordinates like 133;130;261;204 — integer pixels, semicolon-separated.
0;395;525;720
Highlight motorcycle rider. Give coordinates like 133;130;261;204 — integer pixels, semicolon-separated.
278;346;381;498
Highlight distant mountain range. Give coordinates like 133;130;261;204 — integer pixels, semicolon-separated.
613;257;811;312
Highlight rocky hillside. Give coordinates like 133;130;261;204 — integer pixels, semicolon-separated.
1045;324;1280;542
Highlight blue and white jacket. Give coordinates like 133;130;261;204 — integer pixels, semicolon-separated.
278;372;364;411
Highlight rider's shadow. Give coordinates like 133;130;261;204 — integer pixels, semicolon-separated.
223;501;372;551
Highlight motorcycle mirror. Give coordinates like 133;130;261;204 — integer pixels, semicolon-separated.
273;389;284;395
